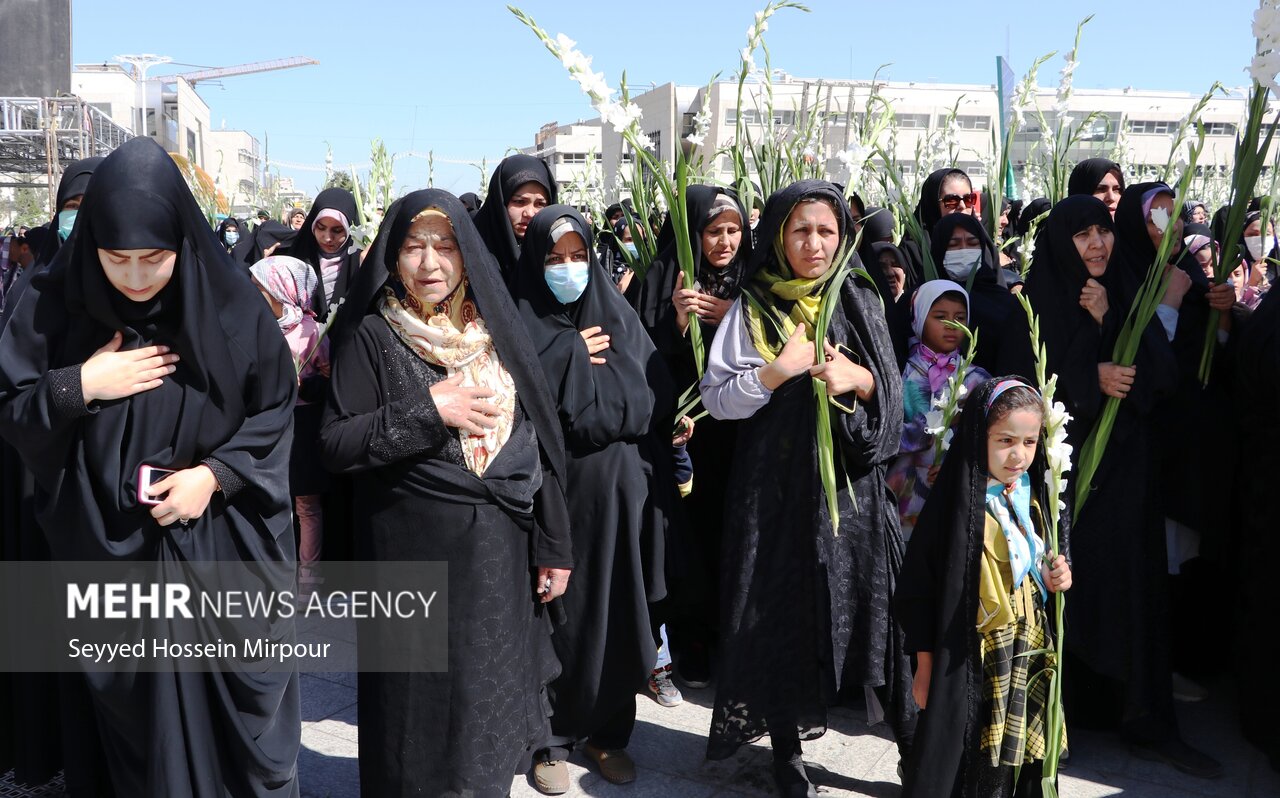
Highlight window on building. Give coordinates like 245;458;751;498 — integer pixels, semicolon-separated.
645;130;661;153
1127;119;1176;135
1204;121;1237;136
820;111;849;125
187;129;198;165
145;109;157;137
940;114;992;131
621;151;635;164
560;152;588;164
772;109;795;126
897;113;931;129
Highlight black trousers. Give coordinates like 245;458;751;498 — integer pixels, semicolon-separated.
541;698;638;761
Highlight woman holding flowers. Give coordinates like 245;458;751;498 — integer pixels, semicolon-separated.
896;377;1072;797
1015;191;1220;778
700;180;913;797
631;185;754;686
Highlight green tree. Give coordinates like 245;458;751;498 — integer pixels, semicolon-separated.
324;171;355;193
14;187;48;228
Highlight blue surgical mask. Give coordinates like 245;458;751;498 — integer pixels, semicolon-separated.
942;247;983;280
57;209;77;241
224;230;240;246
621;242;638;258
544;260;590;304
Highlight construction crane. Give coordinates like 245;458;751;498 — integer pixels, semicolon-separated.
174;57;318;86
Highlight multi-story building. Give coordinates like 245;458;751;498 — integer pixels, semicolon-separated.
207;128;262;215
72;64;215;172
525;75;1274;203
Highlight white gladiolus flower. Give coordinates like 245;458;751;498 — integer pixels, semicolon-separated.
942;428;955;452
923;408;945;436
1150;206;1171;233
686;132;706;147
554;33;577;53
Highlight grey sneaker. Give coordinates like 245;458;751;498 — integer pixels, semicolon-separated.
648;664;683;707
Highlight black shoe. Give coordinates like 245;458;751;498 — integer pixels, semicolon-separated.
1129;738;1223;779
676;651;712;689
772;756;818;798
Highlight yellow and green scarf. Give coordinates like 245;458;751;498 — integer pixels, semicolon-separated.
744;221;849;363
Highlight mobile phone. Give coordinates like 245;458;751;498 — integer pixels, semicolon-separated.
138;465;177;505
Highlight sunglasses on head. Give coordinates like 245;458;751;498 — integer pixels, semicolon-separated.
941;192;980;210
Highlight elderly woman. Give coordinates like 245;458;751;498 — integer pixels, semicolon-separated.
699;180;914;797
0;137;300;797
320;189;573;797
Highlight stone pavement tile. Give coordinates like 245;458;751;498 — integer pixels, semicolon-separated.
299;673;357;723
641;684;718;734
307;703;359;745
1060;727;1131;781
625;716;755;785
308;669;357;689
298;728;359;798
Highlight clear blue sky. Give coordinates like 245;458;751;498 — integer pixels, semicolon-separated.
72;0;1258;199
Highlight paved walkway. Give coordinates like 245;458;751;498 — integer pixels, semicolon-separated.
294;669;1280;798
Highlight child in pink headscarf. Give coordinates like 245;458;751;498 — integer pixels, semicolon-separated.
886;280;990;542
251;255;330;597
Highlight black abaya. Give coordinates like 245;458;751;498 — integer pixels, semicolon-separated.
1057;185;1180;741
511;207;667;755
0;137;300;798
701;181;914;760
320;189;573;797
895;377;1067;797
626;185;754;673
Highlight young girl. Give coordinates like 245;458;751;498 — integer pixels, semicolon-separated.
896;377;1072;797
887;280;990;541
250;255;330;597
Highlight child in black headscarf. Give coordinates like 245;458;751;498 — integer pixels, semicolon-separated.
897;377;1072;798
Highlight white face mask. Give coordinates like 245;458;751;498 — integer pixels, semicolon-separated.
1245;235;1268;261
942;248;983;280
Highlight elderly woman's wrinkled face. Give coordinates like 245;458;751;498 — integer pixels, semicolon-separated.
398;214;464;307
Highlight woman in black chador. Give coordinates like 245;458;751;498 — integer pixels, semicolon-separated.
472;154;557;286
928;212;1019;375
627;185;753;685
0;137;301;797
510;206;671;788
284;187;362;319
320;189;573;797
699;180;914;797
1011;189;1220;777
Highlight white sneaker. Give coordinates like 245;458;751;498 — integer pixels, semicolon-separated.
648;664;683;707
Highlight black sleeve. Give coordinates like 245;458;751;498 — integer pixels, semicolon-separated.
319;318;453;473
531;466;573;569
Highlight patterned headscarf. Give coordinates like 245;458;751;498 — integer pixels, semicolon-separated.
250;255;319;332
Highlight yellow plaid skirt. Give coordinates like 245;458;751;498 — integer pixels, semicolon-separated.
978;592;1066;767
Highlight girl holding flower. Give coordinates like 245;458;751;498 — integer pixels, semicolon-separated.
887;280;990;541
896;377;1072;797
